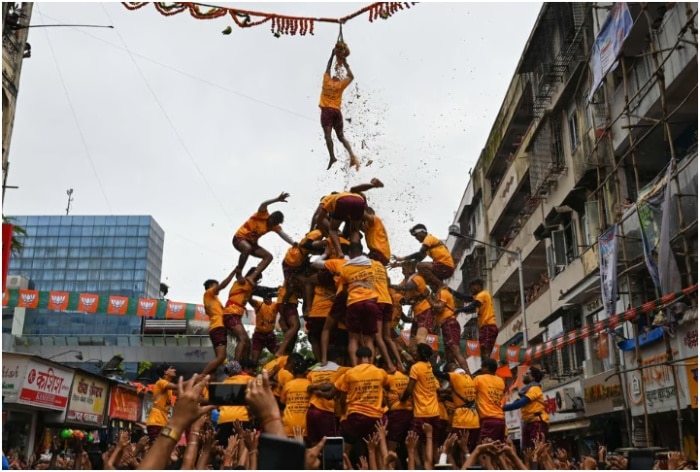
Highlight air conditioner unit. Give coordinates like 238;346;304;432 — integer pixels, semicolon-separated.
6;275;28;290
556;387;583;411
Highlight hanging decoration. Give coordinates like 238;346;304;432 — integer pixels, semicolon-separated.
121;2;418;37
4;285;696;365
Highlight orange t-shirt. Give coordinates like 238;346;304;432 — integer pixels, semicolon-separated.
403;274;431;315
371;260;391;304
422;234;455;268
146;378;173;427
250;299;277;334
283;246;305;267
320;192;362;215
473;374;505;420
474;290;496;327
263;356;289;397
390;289;404;329
434;287;456;325
409;361;439;418
223;279;254;316
365;215;391;260
203;287;225;330
338;261;378;306
308;368;341;413
334;363;388;418
234;211;280;244
218;374;251;423
319;73;351;109
277;284;299;305
308;284;336;318
386;371;413;411
448;372;479;429
281;378;311;437
521;384;549;424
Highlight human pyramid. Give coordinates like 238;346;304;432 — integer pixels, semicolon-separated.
142;43;552;469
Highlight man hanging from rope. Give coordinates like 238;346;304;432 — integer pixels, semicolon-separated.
319;37;360;171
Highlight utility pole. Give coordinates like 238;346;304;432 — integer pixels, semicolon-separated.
65;188;74;215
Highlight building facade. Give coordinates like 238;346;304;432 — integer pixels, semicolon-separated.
446;2;697;454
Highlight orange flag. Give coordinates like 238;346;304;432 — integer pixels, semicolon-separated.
107;296;129;315
136;298;158;317
18;289;39;308
77;293;99;313
47;291;70;311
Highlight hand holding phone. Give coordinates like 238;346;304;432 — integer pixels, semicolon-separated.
322;437;344;470
207;382;247;405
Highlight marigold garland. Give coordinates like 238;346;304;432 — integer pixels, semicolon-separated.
121;2;418;37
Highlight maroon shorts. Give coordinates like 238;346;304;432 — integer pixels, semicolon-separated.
522;420;548;452
432;262;455;280
330;291;348;322
146;425;162;443
452;427;480;453
332;195;366;222
410;308;435;336
440;317;461;348
232;236;259;251
410;416;440;440
282;261;304;281
478;417;506;443
368;249;390;266
224;315;242;331
317;269;336;288
209;327;228;348
252;331;278;353
279;302;299;325
306;317;326;339
340;413;385;444
346;299;380;335
320;106;343;131
479;324;499;357
306;404;339;444
379;303;393;323
386;409;413;443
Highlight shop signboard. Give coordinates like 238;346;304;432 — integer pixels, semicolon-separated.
582;371;624;416
109;387;140;422
2;354;29;403
542;380;585;424
65;374;109;426
18;360;73;410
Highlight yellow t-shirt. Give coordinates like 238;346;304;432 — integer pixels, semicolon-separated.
218;375;251;423
277;284;299;305
439;400;449;421
434;287;456;325
403;274;431;315
320;192;362;215
281;378;311;437
203;287;225;330
365;215;391;260
474;290;496;327
521;384;549;424
263;356;289;397
308;284;335;318
334;363;388;419
250;299;277;334
390;289;403;329
146;378;173;427
283;246;305;267
473;374;506;420
223;279;254;316
319;73;351;109
371;260;391;304
234;211;280;244
308;369;341;413
299;229;324;257
409;361;439;418
338;262;378;306
422;234;455;268
386;371;413;411
448;372;479;429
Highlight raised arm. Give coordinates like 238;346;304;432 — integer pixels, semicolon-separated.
349;178;383;194
345;60;354;82
325;49;334;74
275;228;295;246
258;192;289;213
217;268;238;294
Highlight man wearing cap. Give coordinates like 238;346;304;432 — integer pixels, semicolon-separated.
394;224;455;288
503;366;548;451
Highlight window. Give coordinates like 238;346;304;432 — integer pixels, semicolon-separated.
551;221;578;269
568;109;580;152
551;118;564;167
582;201;600;247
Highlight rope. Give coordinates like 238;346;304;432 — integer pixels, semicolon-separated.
121;2;418;36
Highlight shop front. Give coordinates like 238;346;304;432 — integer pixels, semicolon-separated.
2;353;74;458
582;370;631;450
541;380;588;458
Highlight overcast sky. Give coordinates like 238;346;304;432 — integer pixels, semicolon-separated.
5;2;542;304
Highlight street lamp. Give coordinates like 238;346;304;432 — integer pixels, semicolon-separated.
448;225;529;348
47;350;83;361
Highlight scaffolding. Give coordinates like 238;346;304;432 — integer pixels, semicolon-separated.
585;2;697;451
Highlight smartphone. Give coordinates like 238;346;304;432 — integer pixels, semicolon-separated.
627;449;656;470
207;382;247;405
435;465;452;470
322;437;344;470
258;433;306;470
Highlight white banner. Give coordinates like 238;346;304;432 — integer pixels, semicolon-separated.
2;354;29;403
18;361;74;410
588;3;633;100
598;225;618;317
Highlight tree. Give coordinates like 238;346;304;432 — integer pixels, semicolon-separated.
2;215;27;255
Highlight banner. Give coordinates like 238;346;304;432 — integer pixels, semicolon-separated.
18;361;74;410
66;374;108;426
658;162;682;295
588;2;633;100
109;387;141;422
598;224;618;317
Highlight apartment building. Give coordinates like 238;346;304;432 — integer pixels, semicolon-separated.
447;2;697;452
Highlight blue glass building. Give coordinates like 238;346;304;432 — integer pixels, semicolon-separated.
3;215;164;339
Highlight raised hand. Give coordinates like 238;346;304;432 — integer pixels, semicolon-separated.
277;192;290;202
359;455;369;470
305;437;326;470
457;430;470;454
170;374;215;431
293;426;305;443
443;432;458;454
668;451;685;470
405;431;419;451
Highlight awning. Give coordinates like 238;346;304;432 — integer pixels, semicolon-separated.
548;419;590;434
558;273;600;305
